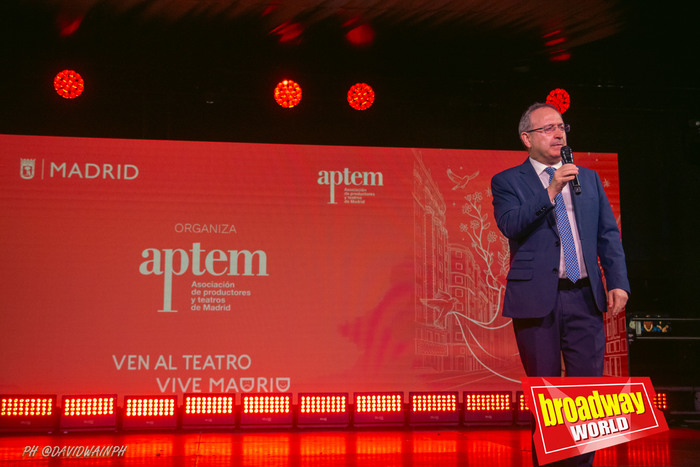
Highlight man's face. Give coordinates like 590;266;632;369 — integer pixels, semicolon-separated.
520;107;567;165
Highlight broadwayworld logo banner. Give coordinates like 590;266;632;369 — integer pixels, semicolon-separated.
521;377;668;465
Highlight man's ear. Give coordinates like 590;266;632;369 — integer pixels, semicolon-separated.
520;132;532;149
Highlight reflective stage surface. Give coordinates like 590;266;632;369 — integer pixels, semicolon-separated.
0;427;697;466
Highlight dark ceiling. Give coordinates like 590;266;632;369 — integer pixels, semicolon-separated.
4;0;699;93
3;0;698;148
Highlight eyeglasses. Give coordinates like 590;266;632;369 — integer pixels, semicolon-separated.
525;123;570;135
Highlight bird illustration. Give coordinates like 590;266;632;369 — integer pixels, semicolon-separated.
446;168;479;190
420;290;459;326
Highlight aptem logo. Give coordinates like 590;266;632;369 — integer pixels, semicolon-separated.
317;168;383;204
139;242;268;313
20;158;35;179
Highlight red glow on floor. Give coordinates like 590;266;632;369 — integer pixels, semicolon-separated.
0;428;693;465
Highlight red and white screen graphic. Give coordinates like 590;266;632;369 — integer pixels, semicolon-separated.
0;135;624;396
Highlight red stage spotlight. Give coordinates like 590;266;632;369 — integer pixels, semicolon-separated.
182;394;236;429
54;69;85;99
409;392;459;426
516;391;531;424
0;395;57;432
347;83;375;110
546;88;570;114
240;393;292;428
274;80;302;108
297;393;350;428
463;391;513;425
122;396;177;430
353;392;404;426
60;395;117;432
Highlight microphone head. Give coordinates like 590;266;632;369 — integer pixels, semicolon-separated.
561;145;573;163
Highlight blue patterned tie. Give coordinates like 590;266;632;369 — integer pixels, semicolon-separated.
545;167;580;283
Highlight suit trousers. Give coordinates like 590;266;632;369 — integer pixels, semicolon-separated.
512;280;605;466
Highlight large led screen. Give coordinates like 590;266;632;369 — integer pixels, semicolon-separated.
0;134;626;397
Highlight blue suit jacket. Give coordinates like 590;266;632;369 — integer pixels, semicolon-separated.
491;159;630;319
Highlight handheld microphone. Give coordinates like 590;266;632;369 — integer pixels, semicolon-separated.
561;145;581;195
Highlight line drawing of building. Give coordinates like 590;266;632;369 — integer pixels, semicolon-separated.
412;151;627;386
412;151;520;388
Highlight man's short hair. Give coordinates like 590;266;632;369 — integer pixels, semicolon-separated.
518;102;560;136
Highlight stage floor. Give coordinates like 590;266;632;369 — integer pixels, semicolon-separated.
0;427;697;466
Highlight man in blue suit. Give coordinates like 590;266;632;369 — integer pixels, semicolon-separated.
491;103;630;466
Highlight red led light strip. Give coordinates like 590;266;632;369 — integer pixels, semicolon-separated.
124;398;175;417
411;393;457;412
184;395;234;415
242;395;290;414
63;397;115;417
355;394;403;413
1;397;53;417
654;393;668;411
464;393;511;411
300;395;347;414
519;393;529;412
